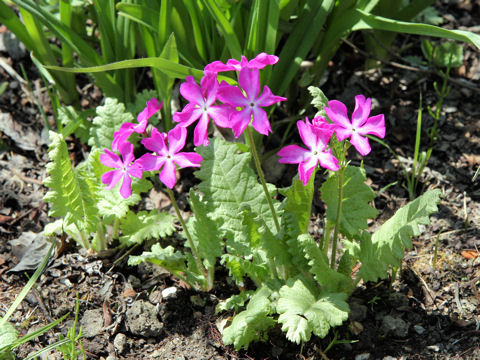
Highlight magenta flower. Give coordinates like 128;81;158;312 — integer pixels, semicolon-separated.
100;141;143;198
136;126;203;189
112;98;163;151
324;95;385;156
277;117;339;185
173;73;233;147
218;67;286;137
204;52;279;73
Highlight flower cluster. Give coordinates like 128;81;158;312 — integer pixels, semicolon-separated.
100;53;286;197
100;53;386;197
277;95;385;184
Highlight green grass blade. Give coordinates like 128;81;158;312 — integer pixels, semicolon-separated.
201;0;242;59
0;242;55;327
23;337;71;360
354;9;480;49
271;0;335;95
116;3;158;32
45;57;203;80
0;1;34;50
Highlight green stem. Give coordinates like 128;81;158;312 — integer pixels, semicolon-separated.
112;218;120;240
96;221;106;251
245;126;281;234
330;165;344;269
166;188;208;285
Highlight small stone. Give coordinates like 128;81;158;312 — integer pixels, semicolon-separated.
381;315;409;338
349;321;364;335
106;356;116;360
355;353;370;360
114;333;127;354
389;292;409;309
349;303;368;322
427;344;441;352
413;324;425;335
80;309;104;338
127;275;142;289
126;300;164;337
382;357;397;360
161;286;178;299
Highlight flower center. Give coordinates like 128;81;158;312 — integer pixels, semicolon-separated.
249;102;255;108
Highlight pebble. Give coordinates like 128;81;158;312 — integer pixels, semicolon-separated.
114;333;127;354
80;309;104;338
161;286;178;299
381;315;410;338
126;300;164;337
355;353;370;360
414;324;425;335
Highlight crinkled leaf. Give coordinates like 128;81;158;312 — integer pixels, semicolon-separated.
0;322;17;353
216;290;256;313
128;243;186;273
277;278;349;344
58;105;91;143
308;86;329;118
298;234;352;294
220;253;269;285
88;97;134;149
321;165;378;238
120;209;175;245
43;131;99;233
195;138;281;252
357;189;442;282
186;190;224;269
222;286;276;350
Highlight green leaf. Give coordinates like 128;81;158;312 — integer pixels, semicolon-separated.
128;243;186;273
354;9;480;50
186;190;224;269
308;86;329;118
298;234;353;294
421;40;464;68
195;138;281;251
220;253;269;285
0;322;17;354
356;189;442;282
216;290;256;313
277;278;349;344
43;131;99;233
88;98;134;150
222;286;276;350
120;210;175;245
58;106;91;143
321;165;378;238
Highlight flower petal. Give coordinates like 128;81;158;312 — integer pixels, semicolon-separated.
142;128;167;155
351;95;371;128
317;149;339;171
193;113;210;147
204;60;236;73
174;152;203;168
357;114;385;138
173;104;202;127
136;153;164;171
167;125;187;154
231;108;252;138
119;173;133;198
208;104;234;128
238;68;260;100
350;133;371;156
247;53;279;69
102;169;123;189
251;107;271;135
159;160;177;189
277;145;309;164
324;100;351;129
334;127;352;142
179;78;204;105
256;85;287;107
118;141;135;165
299;158;317;186
100;149;122;169
217;84;248;107
297;119;317;150
127;162;144;179
137;98;163;124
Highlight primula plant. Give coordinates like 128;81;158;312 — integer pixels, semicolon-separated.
44;53;442;350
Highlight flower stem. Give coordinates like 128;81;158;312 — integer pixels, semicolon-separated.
166;187;208;287
245;126;281;234
330;166;344;269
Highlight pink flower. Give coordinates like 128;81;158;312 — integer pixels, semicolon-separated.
204;52;279;73
277;117;339;185
112;98;163;151
100;141;143;198
324;95;385;156
137;126;203;189
173;73;233;147
217;67;286;137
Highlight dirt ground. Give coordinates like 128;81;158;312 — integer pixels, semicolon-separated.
1;1;480;359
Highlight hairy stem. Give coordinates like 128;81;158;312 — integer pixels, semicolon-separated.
166;187;208;288
330;166;344;269
245;126;281;233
